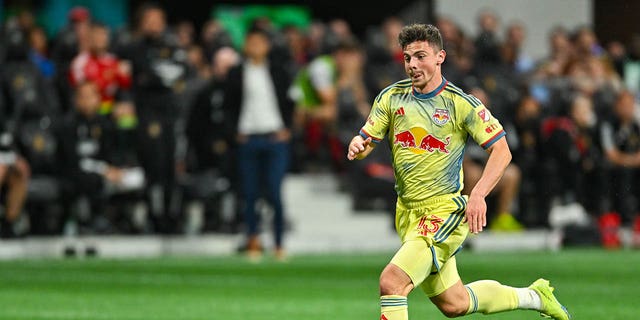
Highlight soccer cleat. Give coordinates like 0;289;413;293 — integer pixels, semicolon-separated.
528;278;571;320
489;213;524;232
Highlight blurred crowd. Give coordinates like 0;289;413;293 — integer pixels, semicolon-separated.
1;4;640;247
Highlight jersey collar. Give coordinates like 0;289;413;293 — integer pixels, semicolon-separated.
413;77;448;99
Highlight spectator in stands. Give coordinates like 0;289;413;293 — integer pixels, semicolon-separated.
435;16;474;86
282;25;311;76
473;10;521;122
621;34;640;93
200;19;233;61
365;16;406;94
600;90;640;245
123;2;187;233
536;27;574;80
0;104;30;238
184;47;239;233
512;95;547;227
224;27;294;261
503;21;534;75
57;81;134;233
51;6;92;113
188;47;239;176
474;9;502;68
290;39;360;171
28;26;56;80
573;26;605;60
541;94;606;219
335;40;371;151
174;20;195;50
463;87;524;231
1;26;64;236
70;22;132;115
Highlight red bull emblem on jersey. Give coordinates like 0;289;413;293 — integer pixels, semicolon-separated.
394;127;450;154
432;108;450;125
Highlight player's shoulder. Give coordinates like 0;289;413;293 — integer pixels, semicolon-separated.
375;78;413;103
442;82;483;109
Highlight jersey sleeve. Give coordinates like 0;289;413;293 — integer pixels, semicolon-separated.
460;98;506;149
359;91;391;144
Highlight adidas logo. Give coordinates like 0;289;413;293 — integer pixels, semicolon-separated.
395;107;405;116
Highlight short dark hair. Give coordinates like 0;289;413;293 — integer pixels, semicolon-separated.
245;26;270;40
398;23;443;51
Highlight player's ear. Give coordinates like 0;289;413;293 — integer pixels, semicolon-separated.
436;49;446;65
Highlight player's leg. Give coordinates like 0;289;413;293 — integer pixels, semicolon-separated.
466;278;570;319
380;239;434;320
4;158;30;223
424;256;570;319
237;137;262;259
264;140;289;259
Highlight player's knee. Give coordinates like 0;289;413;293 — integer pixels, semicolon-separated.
379;266;412;296
379;274;402;296
438;302;467;318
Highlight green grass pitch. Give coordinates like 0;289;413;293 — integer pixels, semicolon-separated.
0;249;637;319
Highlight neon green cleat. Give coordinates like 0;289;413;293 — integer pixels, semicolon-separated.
528;278;571;320
489;213;524;232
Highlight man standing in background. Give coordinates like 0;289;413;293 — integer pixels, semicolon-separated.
224;27;294;261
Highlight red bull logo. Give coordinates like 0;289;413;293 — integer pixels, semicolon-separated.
432;108;450;125
394;127;450;154
394;131;416;148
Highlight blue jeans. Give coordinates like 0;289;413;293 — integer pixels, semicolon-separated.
237;135;289;247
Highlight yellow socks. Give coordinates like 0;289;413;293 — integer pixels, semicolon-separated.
465;280;519;314
380;295;408;320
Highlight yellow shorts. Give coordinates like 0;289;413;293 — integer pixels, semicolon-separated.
390;194;468;297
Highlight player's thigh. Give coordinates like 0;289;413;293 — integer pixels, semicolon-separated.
420;255;462;298
388;239;434;289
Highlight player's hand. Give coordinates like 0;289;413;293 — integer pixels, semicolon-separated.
465;194;487;234
347;136;372;160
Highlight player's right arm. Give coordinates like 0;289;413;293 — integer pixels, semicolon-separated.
347;135;374;160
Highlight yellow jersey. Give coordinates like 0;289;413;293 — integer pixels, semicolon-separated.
359;77;505;203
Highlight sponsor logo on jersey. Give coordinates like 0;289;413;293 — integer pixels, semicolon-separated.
485;123;499;133
395;107;406;116
394;127;451;154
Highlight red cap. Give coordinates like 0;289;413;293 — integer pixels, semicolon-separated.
68;6;90;23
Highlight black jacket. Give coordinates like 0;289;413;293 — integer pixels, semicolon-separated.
224;61;294;135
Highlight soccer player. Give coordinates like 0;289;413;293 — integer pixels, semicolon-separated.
347;24;571;320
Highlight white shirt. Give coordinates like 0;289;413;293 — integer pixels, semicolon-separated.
238;62;284;135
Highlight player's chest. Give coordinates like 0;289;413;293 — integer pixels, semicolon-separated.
390;98;457;134
389;98;459;154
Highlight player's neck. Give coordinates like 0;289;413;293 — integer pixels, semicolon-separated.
415;74;444;94
414;75;445;97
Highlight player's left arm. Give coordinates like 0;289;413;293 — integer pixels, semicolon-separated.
466;136;511;234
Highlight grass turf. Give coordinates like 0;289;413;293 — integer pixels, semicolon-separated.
0;249;637;319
